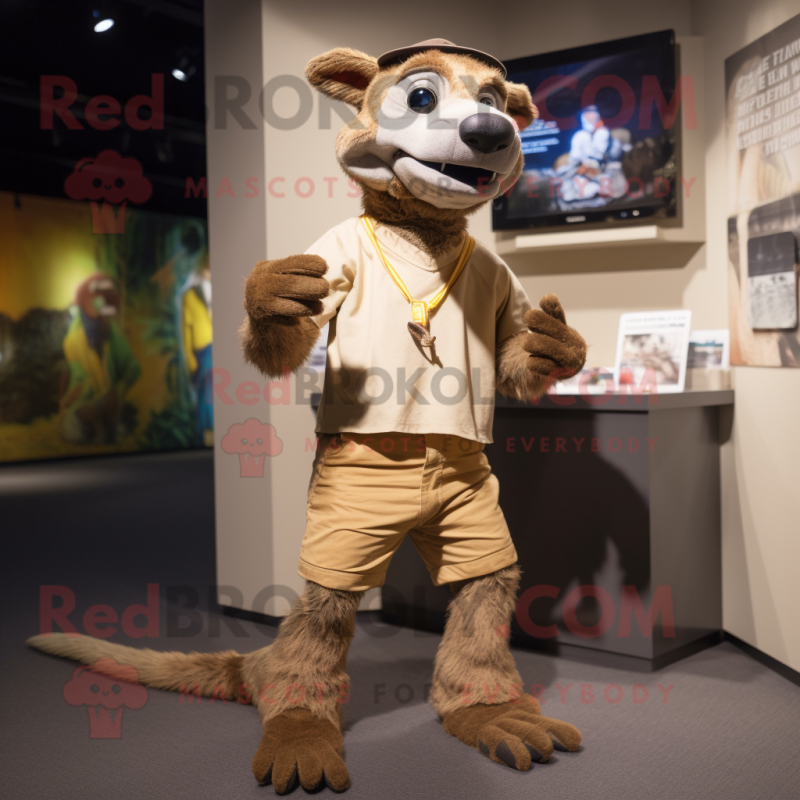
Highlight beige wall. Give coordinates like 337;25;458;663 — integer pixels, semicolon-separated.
692;0;800;673
204;0;275;612
207;0;800;671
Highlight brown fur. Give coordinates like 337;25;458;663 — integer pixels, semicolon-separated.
240;315;320;379
496;294;588;400
431;566;583;770
429;565;524;718
496;333;550;401
521;295;587;377
506;82;537;130
242;582;362;728
252;707;351;792
362;186;472;257
244;256;329;319
26;634;244;699
240;254;329;378
28;581;362;730
442;692;582;770
305;47;378;110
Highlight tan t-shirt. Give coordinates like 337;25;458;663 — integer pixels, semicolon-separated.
307;217;532;443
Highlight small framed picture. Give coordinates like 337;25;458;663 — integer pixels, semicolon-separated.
688;330;730;370
614;310;692;393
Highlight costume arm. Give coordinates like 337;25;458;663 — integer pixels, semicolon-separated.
240;313;322;379
241;228;354;379
241;255;330;379
496;333;549;400
496;294;586;401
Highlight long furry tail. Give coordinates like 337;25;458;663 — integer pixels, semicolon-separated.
27;633;244;700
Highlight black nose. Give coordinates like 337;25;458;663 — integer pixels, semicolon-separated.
459;113;516;153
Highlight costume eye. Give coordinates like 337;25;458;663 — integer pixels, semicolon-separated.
241;438;247;445
256;438;263;445
478;89;502;110
408;87;437;114
92;177;103;188
111;684;121;694
114;177;125;188
90;684;100;694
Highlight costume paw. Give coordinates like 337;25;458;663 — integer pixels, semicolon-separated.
252;708;350;793
521;294;587;380
442;693;582;771
244;255;329;320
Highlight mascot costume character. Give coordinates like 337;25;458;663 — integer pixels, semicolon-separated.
29;39;588;794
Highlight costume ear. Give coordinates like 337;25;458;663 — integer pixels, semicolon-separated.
305;47;379;110
505;81;538;130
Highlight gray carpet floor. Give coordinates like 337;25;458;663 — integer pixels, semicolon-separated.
2;451;799;800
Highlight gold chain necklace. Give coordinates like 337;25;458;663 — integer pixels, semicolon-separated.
360;215;475;347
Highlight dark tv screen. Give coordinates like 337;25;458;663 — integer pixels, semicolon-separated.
494;30;679;231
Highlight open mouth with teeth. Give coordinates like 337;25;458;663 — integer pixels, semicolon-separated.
407;157;497;188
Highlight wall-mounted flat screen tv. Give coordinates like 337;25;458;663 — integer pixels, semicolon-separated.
493;30;680;231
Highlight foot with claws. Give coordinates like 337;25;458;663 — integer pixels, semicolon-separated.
252;708;351;794
442;694;582;771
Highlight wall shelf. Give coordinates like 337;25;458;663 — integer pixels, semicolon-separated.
497;224;705;254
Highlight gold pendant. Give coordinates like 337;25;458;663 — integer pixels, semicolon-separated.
411;300;428;325
409;301;434;346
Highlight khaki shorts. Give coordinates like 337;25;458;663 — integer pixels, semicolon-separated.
299;432;517;591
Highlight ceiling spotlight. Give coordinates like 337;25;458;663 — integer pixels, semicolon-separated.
172;51;198;82
92;9;114;32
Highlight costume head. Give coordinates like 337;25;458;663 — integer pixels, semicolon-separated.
305;39;538;210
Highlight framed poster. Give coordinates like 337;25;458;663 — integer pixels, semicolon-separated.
725;13;800;366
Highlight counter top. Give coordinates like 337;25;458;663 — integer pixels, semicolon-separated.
496;389;735;413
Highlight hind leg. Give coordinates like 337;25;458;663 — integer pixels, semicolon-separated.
430;565;582;771
244;581;362;793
